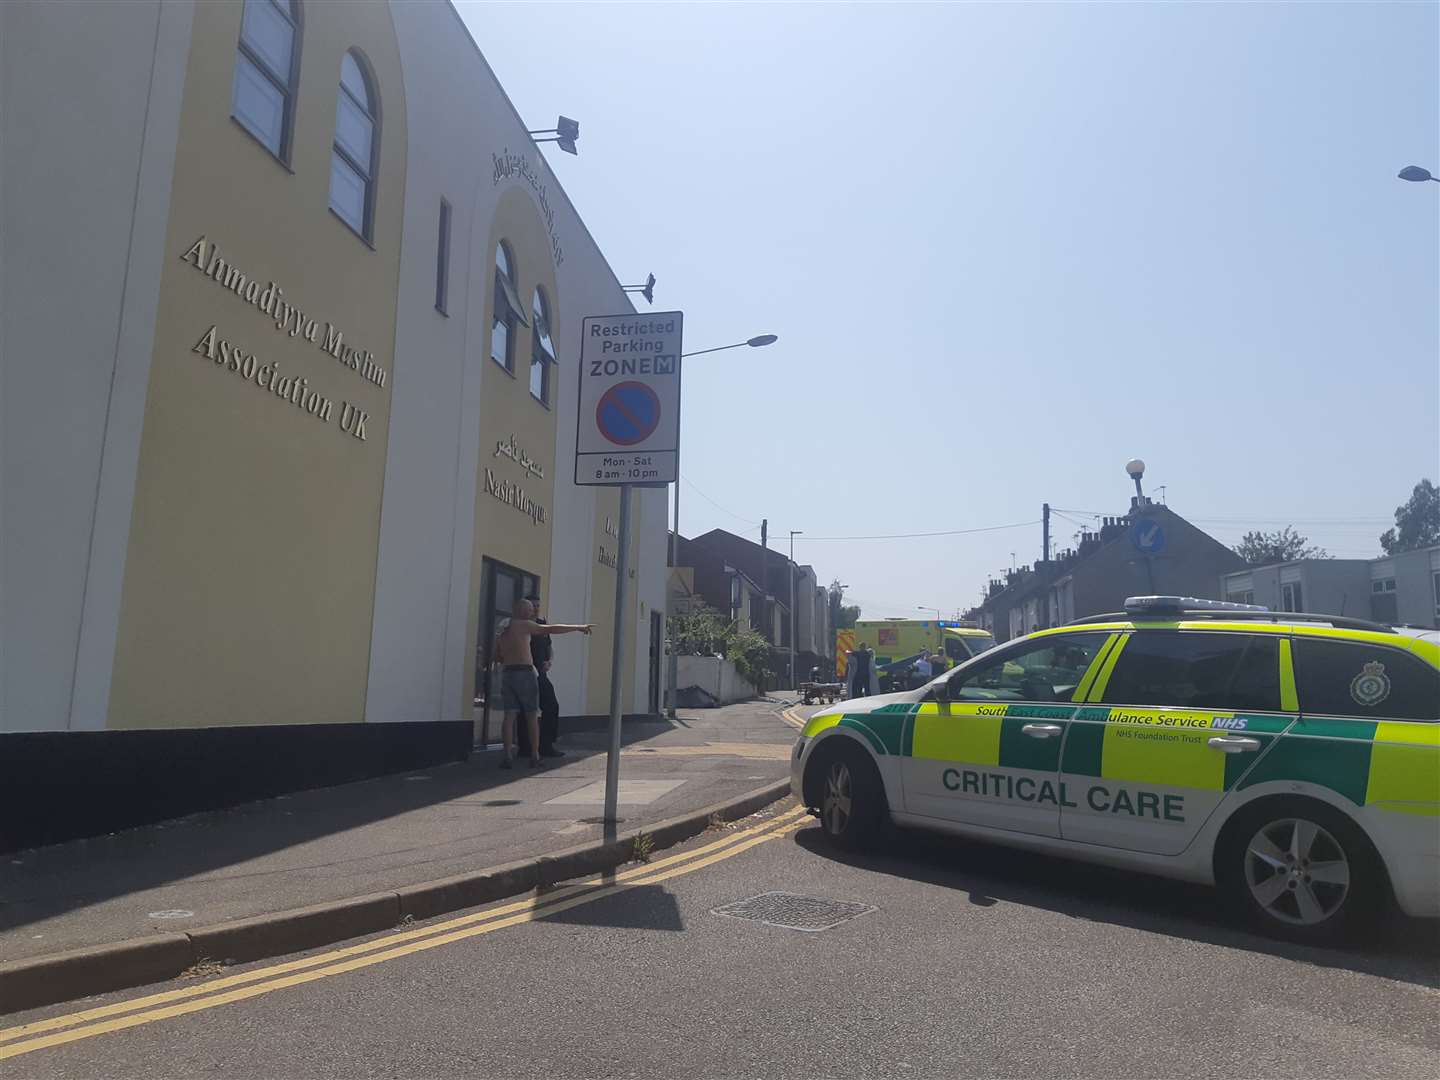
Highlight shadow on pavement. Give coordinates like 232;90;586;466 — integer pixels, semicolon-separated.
793;824;1440;991
0;721;681;940
537;884;685;932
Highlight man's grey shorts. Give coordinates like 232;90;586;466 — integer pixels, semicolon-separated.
500;666;539;713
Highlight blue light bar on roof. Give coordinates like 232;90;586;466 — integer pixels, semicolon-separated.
1124;595;1270;614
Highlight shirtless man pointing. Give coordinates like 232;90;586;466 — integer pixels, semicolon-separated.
495;600;591;769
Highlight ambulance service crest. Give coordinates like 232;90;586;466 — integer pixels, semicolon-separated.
1349;661;1391;707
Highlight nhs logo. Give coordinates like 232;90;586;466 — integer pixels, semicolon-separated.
1212;717;1249;731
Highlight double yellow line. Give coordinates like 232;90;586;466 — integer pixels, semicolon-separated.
1;804;809;1061
780;706;806;730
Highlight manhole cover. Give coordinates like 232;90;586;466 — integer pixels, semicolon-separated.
711;892;875;933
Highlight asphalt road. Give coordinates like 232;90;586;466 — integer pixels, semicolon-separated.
6;795;1438;1079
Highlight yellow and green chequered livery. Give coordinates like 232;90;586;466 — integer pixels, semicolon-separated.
801;701;1438;827
794;613;1440;937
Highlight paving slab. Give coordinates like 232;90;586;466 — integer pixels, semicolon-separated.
0;700;801;966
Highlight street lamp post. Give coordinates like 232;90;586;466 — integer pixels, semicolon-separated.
681;334;778;358
789;530;804;690
664;333;779;717
1398;165;1439;183
1125;458;1157;593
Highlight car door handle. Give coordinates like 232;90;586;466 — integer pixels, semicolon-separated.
1208;736;1261;754
1022;723;1064;739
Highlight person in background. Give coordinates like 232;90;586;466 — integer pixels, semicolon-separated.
912;651;933;688
846;643;877;699
517;593;565;759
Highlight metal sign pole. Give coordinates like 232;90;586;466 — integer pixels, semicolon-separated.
666;477;679;718
575;311;681;829
603;484;633;826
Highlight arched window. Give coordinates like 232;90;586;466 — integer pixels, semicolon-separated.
329;51;378;241
490;242;528;372
530;288;556;405
232;0;300;161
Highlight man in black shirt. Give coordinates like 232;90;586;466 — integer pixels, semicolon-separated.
522;592;564;758
846;643;875;699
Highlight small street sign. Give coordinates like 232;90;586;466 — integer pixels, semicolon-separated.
1131;519;1166;555
575;312;682;486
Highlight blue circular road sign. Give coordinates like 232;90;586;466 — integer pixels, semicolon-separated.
1131;519;1166;555
596;381;661;446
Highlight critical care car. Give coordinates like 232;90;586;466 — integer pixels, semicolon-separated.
793;596;1440;942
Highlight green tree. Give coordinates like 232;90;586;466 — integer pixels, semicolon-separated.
1379;478;1440;555
668;604;775;688
828;579;861;630
724;624;774;687
668;607;732;657
1234;526;1328;566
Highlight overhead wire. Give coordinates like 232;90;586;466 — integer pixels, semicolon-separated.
678;482;1039;542
680;475;759;527
793;521;1040;542
1053;508;1390;526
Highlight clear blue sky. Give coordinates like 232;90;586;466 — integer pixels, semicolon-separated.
459;1;1439;619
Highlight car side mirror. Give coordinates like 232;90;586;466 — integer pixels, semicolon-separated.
930;677;950;703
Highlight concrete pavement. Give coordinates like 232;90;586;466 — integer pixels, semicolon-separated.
1;700;798;974
5;784;1436;1078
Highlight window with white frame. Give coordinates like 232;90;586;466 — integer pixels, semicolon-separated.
1372;578;1396;593
232;0;299;161
1281;582;1303;613
530;288;556;405
491;242;527;372
329;51;378;240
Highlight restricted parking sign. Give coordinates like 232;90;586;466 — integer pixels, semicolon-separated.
575;312;682;486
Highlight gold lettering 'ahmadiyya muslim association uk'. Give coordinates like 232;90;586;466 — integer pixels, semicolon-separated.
180;237;389;390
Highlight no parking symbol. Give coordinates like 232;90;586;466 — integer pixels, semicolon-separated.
596;382;661;446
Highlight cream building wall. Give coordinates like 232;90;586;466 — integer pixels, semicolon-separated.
4;0;667;739
1;0;193;734
364;1;667;727
108;0;408;730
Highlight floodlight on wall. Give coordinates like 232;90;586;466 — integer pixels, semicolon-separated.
529;115;580;155
622;273;656;304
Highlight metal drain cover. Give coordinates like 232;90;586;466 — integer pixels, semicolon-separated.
711;891;876;933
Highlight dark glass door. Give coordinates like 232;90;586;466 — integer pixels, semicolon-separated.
475;558;540;747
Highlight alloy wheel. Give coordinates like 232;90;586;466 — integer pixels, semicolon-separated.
823;760;853;837
1243;817;1351;926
